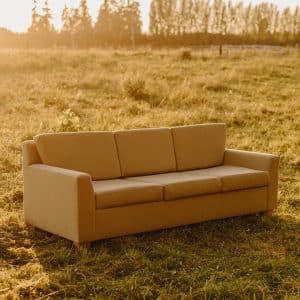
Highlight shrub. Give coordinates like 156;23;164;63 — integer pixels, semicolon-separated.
123;77;148;100
128;104;143;116
180;49;192;60
56;109;81;132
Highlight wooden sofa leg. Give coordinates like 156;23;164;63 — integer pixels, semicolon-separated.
263;210;273;216
73;242;91;250
25;223;35;230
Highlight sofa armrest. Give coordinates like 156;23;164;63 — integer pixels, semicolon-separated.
23;164;95;243
224;149;279;211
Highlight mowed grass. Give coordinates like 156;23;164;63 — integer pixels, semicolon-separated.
0;48;299;299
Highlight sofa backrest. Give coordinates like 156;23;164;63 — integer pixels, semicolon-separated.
32;124;226;179
34;132;121;180
115;128;177;177
172;123;226;171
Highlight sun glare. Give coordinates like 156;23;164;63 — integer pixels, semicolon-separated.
0;0;150;32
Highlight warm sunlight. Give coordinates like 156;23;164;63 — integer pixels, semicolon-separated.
0;0;150;32
0;0;299;33
0;0;299;299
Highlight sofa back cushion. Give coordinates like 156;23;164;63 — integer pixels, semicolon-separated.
115;128;176;177
172;123;226;171
34;132;121;180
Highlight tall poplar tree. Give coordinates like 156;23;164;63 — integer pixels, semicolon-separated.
149;0;159;35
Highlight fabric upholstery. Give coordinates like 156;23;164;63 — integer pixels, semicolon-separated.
115;128;176;177
186;165;268;191
93;179;163;209
34;132;121;180
23;164;95;243
22;140;42;167
172;123;226;171
224;149;279;211
94;187;267;240
128;172;221;200
22;125;279;243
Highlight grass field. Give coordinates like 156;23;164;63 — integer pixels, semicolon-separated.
0;48;299;299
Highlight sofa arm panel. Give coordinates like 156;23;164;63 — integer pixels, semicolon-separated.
23;164;95;243
224;149;279;211
22;140;42;167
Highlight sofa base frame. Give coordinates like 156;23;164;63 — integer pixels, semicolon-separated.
92;186;268;242
24;187;270;244
263;210;273;216
73;242;91;250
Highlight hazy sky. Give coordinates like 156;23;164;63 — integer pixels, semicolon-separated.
0;0;298;33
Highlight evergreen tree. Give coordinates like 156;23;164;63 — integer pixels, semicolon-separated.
76;0;93;47
40;0;53;33
28;0;54;47
61;5;74;47
21;0;300;48
61;5;71;32
95;0;142;47
122;1;142;47
29;0;40;33
95;0;113;45
79;0;93;32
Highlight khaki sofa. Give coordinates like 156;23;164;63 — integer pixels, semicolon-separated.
22;124;279;247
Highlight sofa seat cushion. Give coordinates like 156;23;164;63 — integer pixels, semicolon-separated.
127;172;222;201
186;165;269;192
93;179;163;209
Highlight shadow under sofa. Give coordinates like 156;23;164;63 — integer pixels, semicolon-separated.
22;123;279;248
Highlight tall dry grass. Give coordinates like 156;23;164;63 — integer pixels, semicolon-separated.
0;48;299;299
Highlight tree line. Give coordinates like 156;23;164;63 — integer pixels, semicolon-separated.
0;0;300;48
149;0;300;46
28;0;142;47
